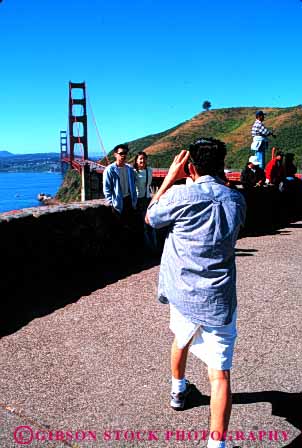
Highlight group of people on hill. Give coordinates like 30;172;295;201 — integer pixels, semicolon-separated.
241;110;300;192
241;149;299;191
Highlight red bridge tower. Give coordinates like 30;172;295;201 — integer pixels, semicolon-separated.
68;81;89;161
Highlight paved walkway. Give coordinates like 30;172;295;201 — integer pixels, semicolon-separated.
1;223;302;448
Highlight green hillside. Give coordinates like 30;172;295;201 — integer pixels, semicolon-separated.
106;106;302;170
101;122;184;164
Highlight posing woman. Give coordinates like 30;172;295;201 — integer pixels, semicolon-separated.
133;151;153;212
133;151;157;251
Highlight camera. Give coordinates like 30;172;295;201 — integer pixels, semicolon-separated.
184;159;190;176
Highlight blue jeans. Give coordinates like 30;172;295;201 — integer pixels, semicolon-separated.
251;137;268;169
255;150;265;169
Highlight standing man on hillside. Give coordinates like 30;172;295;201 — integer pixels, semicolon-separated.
251;110;275;169
146;138;246;448
103;143;137;219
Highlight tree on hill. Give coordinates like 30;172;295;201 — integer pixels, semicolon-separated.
202;100;212;111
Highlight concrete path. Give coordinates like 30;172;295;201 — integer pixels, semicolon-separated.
1;222;302;448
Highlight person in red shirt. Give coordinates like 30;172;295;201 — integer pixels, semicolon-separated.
265;151;285;186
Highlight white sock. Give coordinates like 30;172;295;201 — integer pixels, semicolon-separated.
207;438;226;448
171;376;186;394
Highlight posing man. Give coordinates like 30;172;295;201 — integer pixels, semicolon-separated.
251;110;275;169
146;138;246;448
103;143;137;218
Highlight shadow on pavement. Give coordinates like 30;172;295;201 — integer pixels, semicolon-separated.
184;388;301;448
2;186;301;338
238;184;302;238
1;252;161;338
233;391;302;448
286;223;302;228
235;248;258;257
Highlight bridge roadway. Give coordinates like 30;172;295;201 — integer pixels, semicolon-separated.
0;222;301;447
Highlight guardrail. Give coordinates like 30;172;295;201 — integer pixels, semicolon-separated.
62;158;302;183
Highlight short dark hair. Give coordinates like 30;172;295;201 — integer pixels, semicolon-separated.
133;151;148;171
113;143;129;153
255;110;265;118
188;137;226;176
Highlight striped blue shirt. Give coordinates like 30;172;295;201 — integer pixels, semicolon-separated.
148;176;246;326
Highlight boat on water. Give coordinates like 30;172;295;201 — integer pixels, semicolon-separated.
37;192;53;202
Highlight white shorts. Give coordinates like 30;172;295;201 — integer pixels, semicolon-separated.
169;304;237;370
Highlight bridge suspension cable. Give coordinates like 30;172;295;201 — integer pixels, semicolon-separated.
86;89;110;166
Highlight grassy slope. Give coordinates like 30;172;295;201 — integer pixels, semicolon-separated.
107;106;302;169
100;122;184;165
56;169;81;202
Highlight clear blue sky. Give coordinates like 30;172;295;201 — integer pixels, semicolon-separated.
0;0;301;156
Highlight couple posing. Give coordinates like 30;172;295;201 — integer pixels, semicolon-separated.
102;144;155;250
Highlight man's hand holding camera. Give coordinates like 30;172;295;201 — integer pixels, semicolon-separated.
165;150;190;184
152;150;189;201
146;150;190;224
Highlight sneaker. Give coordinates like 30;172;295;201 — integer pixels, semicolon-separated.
170;380;191;410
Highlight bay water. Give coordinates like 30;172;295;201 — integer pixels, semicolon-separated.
0;172;64;213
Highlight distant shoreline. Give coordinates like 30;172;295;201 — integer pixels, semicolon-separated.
0;153;61;173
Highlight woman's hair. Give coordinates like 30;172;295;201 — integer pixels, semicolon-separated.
133;151;148;171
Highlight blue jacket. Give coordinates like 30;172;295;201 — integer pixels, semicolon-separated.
103;163;137;214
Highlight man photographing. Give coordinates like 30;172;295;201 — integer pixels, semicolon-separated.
146;138;246;448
